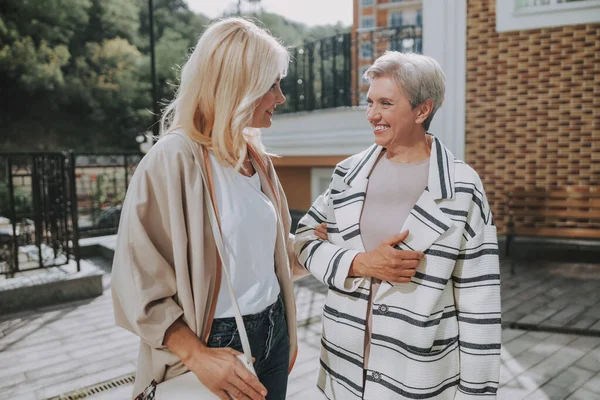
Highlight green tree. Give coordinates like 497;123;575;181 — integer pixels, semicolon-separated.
0;0;350;152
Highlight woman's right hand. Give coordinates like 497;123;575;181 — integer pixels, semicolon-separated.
184;345;267;400
163;319;266;400
349;230;424;283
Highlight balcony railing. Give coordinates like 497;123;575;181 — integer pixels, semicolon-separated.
279;25;422;113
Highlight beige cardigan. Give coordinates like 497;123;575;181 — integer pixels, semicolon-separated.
111;132;302;397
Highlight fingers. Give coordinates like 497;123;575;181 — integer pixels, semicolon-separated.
228;347;243;357
235;362;267;398
224;383;244;400
227;373;265;400
393;257;421;268
381;230;409;246
215;390;230;400
389;276;412;283
397;267;417;278
314;222;328;240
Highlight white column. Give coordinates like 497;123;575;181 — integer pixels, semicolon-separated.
422;0;467;159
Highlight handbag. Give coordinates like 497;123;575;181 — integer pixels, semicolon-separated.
136;132;257;400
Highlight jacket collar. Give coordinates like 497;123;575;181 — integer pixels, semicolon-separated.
342;134;456;201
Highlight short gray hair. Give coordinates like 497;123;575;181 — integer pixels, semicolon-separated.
363;51;445;131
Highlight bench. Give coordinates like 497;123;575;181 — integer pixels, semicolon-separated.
505;187;600;274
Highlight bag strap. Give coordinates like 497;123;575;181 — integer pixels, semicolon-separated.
174;131;254;365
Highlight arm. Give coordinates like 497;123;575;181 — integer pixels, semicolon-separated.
110;152;185;349
293;189;363;291
293;190;423;291
268;163;310;280
453;189;501;399
287;233;310;280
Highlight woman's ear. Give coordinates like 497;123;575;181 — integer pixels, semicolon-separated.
416;99;434;124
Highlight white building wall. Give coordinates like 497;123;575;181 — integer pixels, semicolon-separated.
422;0;467;159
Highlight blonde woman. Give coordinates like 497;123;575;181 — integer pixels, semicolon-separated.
111;18;305;400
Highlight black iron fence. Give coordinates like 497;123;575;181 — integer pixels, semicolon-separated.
0;152;143;275
74;153;142;238
280;32;353;113
0;152;80;275
280;25;422;113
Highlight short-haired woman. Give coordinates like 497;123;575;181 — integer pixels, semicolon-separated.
295;51;501;399
111;18;304;400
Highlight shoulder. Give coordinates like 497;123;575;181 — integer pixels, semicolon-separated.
334;145;378;176
453;158;485;191
133;133;197;182
453;159;494;224
140;133;194;168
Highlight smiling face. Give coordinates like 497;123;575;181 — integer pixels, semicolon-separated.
250;78;286;129
366;75;430;151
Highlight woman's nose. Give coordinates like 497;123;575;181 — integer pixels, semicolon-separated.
277;92;286;105
366;106;378;122
276;87;286;105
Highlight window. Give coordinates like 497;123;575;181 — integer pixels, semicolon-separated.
361;0;374;5
389;12;403;27
361;43;373;59
360;16;375;29
311;168;334;203
497;0;600;32
416;10;423;26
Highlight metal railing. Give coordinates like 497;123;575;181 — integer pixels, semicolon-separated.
74;153;142;238
0;152;80;275
279;25;422;113
0;151;143;275
280;32;353;113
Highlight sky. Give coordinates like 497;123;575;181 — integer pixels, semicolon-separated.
185;0;353;27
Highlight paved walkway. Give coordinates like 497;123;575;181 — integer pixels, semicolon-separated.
1;255;600;399
502;259;600;335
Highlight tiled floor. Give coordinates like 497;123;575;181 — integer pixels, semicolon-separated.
1;254;600;399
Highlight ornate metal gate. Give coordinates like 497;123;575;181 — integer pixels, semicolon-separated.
0;152;80;275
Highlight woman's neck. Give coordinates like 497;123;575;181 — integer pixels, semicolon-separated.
386;133;432;164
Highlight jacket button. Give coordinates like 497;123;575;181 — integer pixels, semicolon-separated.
378;304;388;314
372;372;381;382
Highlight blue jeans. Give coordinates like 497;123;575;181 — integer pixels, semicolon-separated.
207;295;290;400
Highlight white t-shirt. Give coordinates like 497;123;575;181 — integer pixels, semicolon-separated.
209;153;280;318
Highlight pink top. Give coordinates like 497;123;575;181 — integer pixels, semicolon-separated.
359;151;430;366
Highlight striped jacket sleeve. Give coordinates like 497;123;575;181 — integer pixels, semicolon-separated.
453;180;501;399
293;188;364;292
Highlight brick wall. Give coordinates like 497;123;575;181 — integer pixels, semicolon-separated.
465;0;599;234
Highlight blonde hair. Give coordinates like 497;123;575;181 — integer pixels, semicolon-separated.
364;51;445;131
161;17;289;169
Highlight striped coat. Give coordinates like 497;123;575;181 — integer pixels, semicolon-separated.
294;137;501;399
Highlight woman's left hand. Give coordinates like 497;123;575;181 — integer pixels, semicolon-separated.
315;222;328;240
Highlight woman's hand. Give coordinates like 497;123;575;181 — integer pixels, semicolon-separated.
349;230;424;283
314;222;328;240
184;346;266;400
163;319;266;400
